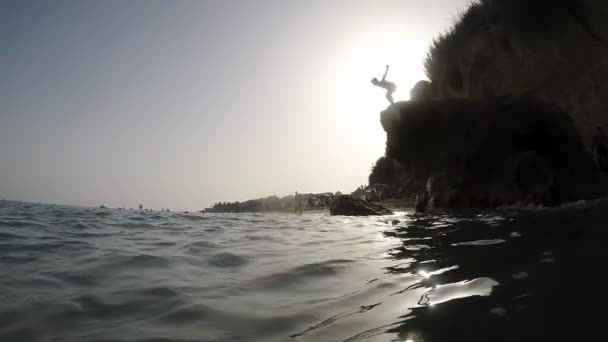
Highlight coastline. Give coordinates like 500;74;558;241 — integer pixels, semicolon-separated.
294;197;416;215
219;197;417;215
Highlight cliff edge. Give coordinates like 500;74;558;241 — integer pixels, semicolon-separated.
381;97;601;210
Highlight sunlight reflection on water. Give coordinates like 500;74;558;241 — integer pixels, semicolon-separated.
419;278;499;307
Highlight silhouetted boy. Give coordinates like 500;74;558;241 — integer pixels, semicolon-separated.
371;65;397;104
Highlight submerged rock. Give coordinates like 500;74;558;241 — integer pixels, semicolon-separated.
381;96;603;211
329;195;393;216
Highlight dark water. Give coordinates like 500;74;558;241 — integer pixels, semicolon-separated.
1;199;607;342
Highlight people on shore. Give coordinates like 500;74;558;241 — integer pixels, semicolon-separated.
371;65;397;104
592;126;608;171
294;192;303;215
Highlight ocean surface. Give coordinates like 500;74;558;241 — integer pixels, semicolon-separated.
1;199;607;342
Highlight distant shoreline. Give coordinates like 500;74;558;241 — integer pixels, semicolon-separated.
239;197;416;215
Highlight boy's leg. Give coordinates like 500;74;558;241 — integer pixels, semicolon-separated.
386;92;394;104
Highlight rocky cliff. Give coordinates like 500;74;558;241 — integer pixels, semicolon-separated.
423;0;608;143
381;97;601;209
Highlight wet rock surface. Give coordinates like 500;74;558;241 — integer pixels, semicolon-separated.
329;195;393;216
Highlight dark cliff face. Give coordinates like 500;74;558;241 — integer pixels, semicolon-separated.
381;97;597;209
422;0;608;143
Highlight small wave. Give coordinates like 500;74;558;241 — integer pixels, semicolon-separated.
170;286;221;297
78;254;172;275
52;270;99;286
452;239;507;246
183;241;219;255
0;231;26;240
123;254;172;268
60;294;112;318
177;214;209;221
60;293;172;320
63;231;106;239
203;226;224;232
0;254;39;264
53;218;91;229
140;241;176;248
249;259;355;290
112;286;179;298
157;303;218;324
2;276;63;289
0;240;91;253
107;221;154;229
0;219;47;229
241;234;281;242
184;241;219;249
289;302;383;338
208;253;248;268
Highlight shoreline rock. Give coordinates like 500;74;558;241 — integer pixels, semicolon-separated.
329;195;393;216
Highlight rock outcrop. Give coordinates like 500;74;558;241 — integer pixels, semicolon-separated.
409;80;434;101
381;96;602;210
329;195;393;216
422;0;608;144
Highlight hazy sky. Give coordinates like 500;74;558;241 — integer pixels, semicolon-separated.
1;0;472;210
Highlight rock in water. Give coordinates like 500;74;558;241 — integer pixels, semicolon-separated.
381;96;602;210
329;195;393;216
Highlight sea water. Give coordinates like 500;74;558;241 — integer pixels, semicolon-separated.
1;199;607;342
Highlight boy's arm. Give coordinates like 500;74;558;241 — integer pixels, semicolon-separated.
382;65;389;80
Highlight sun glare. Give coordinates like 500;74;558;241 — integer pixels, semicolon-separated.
328;30;429;155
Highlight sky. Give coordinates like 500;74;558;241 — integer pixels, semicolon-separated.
1;0;473;210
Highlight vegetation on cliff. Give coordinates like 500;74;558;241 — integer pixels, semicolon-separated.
369;156;396;186
421;0;608;142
